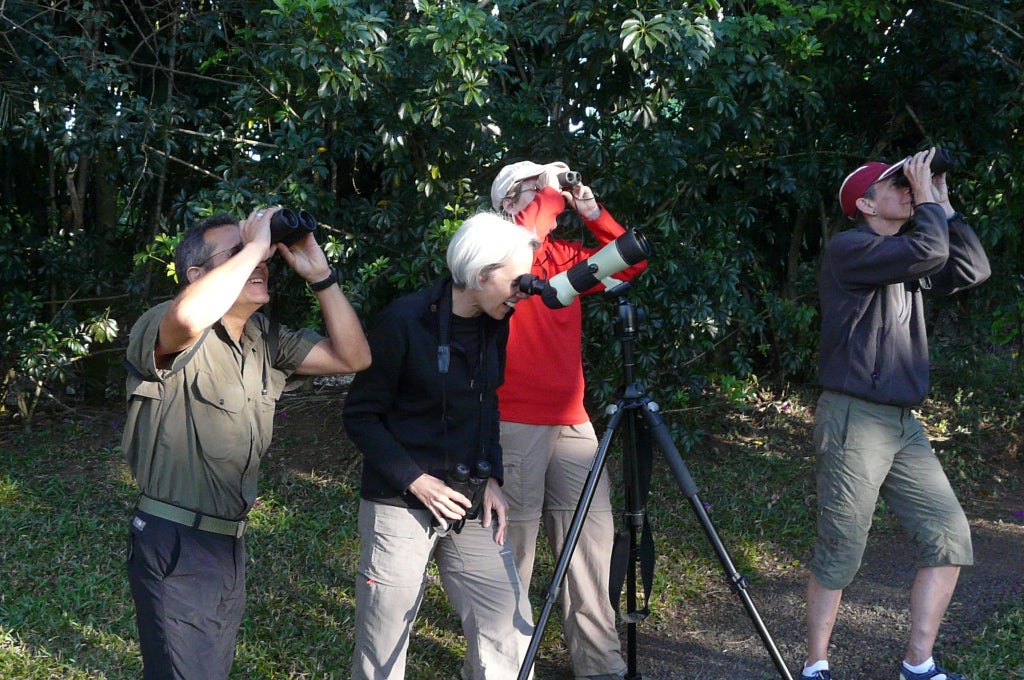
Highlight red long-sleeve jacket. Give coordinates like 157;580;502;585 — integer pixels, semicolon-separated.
499;187;647;425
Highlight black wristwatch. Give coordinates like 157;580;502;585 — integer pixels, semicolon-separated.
308;269;338;292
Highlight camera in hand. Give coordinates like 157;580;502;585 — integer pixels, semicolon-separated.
269;208;317;246
434;461;492;534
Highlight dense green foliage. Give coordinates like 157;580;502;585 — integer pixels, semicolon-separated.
2;1;1023;432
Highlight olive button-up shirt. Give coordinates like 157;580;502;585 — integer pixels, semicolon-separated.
122;301;320;520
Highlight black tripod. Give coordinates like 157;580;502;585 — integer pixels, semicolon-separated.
516;286;794;680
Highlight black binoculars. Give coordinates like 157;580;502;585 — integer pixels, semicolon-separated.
893;149;954;187
269;208;317;246
433;461;491;534
929;148;954;175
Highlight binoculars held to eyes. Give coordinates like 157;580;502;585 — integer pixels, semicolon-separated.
893;149;954;187
269;208;317;246
557;170;581;188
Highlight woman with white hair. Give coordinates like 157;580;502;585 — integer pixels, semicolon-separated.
343;212;538;679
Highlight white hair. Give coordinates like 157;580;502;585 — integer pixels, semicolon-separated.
447;212;538;289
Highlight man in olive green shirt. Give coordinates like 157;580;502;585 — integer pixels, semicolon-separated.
123;207;370;680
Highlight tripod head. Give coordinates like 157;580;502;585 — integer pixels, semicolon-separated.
605;281;644;338
604;281;647;388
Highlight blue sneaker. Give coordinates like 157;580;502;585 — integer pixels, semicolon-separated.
900;662;965;680
801;672;831;680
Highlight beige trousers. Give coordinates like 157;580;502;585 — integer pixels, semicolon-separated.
500;421;626;678
350;500;534;680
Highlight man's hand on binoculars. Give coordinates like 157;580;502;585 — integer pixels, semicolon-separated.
930;166;953;213
240;207;276;260
904;149;939;208
276;231;331;284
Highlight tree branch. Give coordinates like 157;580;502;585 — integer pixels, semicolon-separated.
142;144;221;180
932;0;1024;41
174;127;277;149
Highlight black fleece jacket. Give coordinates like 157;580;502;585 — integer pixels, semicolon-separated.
343;277;509;509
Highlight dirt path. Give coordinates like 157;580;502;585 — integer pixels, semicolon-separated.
619;501;1024;680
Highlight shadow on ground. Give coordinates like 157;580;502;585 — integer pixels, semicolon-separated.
626;503;1024;680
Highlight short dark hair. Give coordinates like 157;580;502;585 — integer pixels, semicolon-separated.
174;212;238;282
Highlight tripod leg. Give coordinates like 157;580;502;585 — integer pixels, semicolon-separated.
639;402;795;680
620;402;649;680
517;405;625;680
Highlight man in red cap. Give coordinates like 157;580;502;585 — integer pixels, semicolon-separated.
801;149;990;680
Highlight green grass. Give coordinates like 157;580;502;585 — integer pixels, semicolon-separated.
0;416;527;679
949;607;1024;679
1;347;1021;678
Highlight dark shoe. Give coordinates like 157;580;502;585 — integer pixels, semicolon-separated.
900;662;966;680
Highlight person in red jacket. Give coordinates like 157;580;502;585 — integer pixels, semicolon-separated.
490;160;647;680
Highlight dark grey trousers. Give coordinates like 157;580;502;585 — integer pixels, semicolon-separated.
127;511;246;680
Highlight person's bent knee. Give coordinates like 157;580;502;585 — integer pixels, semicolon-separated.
810;519;868;590
810;562;859;590
918;511;974;568
809;537;865;590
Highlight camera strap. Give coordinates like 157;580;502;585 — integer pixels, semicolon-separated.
436;279;495;479
437;282;452;375
437;282;453;474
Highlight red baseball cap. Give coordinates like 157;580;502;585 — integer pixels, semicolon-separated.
838;159;908;219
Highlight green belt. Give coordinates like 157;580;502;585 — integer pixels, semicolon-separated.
137;496;247;538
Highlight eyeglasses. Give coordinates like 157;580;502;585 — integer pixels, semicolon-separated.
505;179;541;203
198;242;244;269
